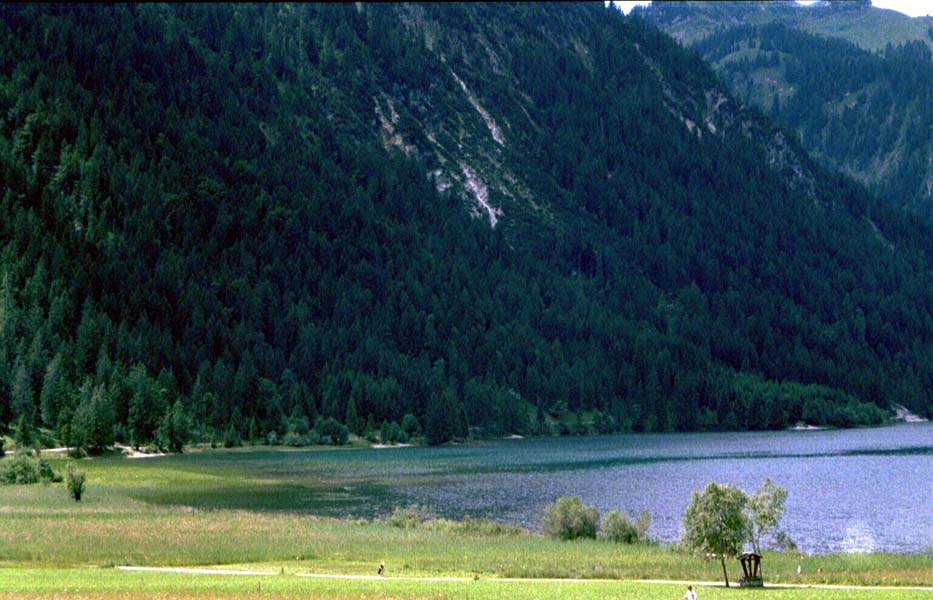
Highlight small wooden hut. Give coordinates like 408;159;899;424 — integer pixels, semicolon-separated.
738;552;763;587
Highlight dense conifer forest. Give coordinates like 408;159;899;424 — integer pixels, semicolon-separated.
1;4;931;450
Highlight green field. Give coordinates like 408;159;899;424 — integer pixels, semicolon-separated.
2;569;932;600
1;448;930;599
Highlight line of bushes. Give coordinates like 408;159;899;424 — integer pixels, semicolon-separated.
379;499;652;543
541;497;652;544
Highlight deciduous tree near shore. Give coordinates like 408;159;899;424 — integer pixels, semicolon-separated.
748;477;792;555
682;482;750;587
683;479;793;585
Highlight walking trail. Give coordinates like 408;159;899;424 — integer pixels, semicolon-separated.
116;566;933;592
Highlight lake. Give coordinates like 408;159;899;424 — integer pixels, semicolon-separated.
165;423;932;554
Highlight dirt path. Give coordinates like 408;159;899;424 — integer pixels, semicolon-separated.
116;566;933;591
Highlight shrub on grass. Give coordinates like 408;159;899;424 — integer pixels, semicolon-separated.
599;510;638;543
599;509;651;543
0;452;60;485
388;504;430;529
1;452;39;484
384;508;523;536
448;517;524;536
66;464;86;501
38;458;63;483
541;496;599;540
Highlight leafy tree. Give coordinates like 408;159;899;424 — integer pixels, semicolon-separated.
541;496;599;540
747;477;794;554
683;482;750;587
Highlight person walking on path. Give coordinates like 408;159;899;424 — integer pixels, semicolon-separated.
681;585;697;600
377;561;385;576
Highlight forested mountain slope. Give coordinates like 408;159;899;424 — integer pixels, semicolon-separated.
691;24;933;216
1;3;931;450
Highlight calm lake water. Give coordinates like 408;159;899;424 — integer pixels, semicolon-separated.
170;423;933;554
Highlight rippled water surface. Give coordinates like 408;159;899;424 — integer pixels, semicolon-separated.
172;423;933;553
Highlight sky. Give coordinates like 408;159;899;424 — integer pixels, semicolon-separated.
611;1;933;18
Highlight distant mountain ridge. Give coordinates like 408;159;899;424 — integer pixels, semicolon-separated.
695;23;933;216
1;4;932;451
645;0;933;52
646;1;933;215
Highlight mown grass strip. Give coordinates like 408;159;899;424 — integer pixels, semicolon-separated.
2;568;933;600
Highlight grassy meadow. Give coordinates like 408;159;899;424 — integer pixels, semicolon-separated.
2;569;933;600
1;447;930;599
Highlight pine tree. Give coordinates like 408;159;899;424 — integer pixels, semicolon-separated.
11;356;35;424
40;353;65;428
70;380;114;453
345;394;360;435
157;400;191;453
